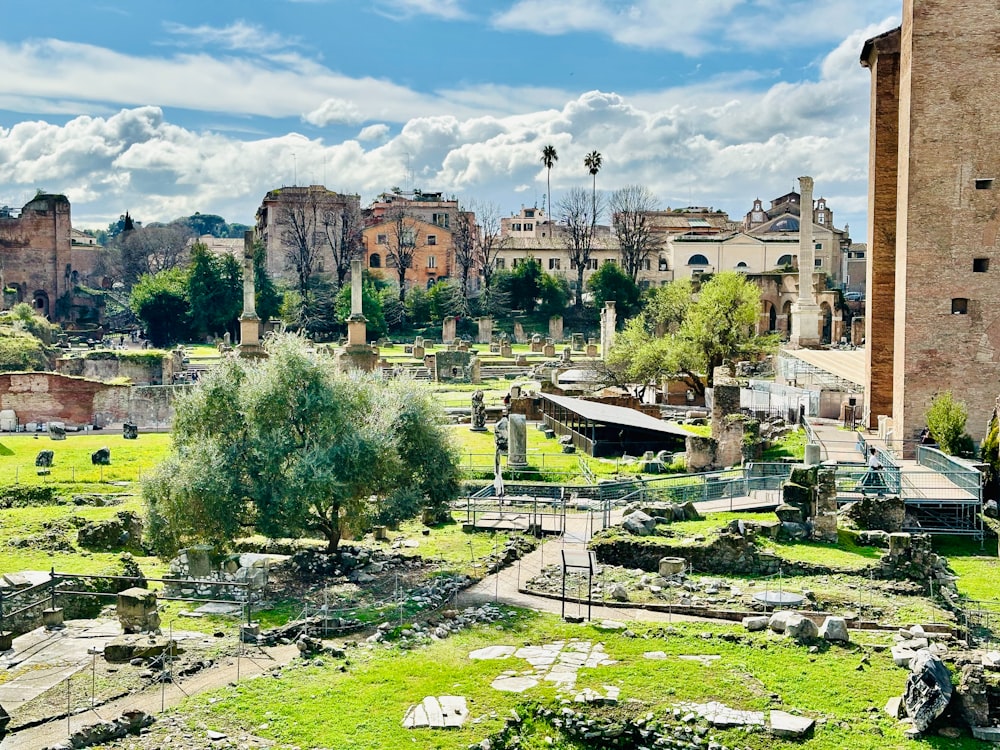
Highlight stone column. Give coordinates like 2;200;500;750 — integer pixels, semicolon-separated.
346;258;367;347
238;231;261;353
600;301;616;359
790;176;822;348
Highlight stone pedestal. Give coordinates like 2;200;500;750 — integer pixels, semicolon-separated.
508;414;527;468
790;301;822;348
347;317;367;347
0;632;13;651
117;587;160;634
543;343;555;357
571;333;585;351
442;316;457;344
337;346;378;372
185;545;214;579
851;316;865;346
586;343;598;357
413;345;425;360
549;315;563;342
42;608;64;629
477;317;492;344
500;344;512;358
530;335;543;353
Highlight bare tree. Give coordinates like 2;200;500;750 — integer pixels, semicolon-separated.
472;201;508;293
112;223;194;288
610;185;660;282
557;187;603;308
384;207;420;301
281;201;325;302
452;208;477;299
322;201;364;290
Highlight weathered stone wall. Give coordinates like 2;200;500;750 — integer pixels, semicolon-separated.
55;354;170;385
0;373;129;426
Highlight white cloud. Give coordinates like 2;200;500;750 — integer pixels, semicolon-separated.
0;25;879;239
494;0;899;56
358;124;391;141
377;0;469;20
163;21;299;53
304;98;363;126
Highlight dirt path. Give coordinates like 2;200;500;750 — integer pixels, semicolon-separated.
0;644;299;750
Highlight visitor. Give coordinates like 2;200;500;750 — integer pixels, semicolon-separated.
919;427;934;445
861;446;885;496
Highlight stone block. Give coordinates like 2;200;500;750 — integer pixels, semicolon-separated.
769;710;814;738
658;557;686;577
42;607;64;629
819;616;850;642
784;614;819;641
789;466;818;486
742;616;769;632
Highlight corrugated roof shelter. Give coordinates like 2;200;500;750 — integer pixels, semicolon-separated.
539;393;690;457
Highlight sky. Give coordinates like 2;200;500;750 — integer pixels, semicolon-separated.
0;0;900;239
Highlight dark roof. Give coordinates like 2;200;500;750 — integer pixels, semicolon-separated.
540;393;692;437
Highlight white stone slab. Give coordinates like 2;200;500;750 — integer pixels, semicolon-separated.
469;645;515;660
643;651;668;660
770;710;815;738
491;676;538;692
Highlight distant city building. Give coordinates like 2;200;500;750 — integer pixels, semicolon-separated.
254;185;361;281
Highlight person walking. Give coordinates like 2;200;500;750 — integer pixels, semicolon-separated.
861;446;885;495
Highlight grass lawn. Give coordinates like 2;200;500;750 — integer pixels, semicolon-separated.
0;433;172;487
169;612;950;750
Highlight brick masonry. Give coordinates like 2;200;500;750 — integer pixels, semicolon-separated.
862;0;1000;443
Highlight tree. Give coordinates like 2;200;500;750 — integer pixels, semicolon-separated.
682;271;768;388
584;150;603;227
129;268;192;347
427;279;467;323
323;201;364;289
280;201;326;304
111;223;193;289
451;209;477;299
335;275;387;338
471;201;508;293
586;261;641;320
610;185;660;282
252;240;283;322
187;243;242;339
384;207;420;301
541;144;558;218
604;272;773;398
926;392;974;457
142;334;460;555
557;187;603;308
405;285;431;326
644;279;694;335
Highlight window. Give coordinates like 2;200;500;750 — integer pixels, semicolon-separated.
495;258;505;269
512;258;522;267
377;233;387;245
512;223;522;231
586;258;600;270
688;254;710;266
427;256;437;269
402;228;416;246
549;258;561;270
427;278;436;289
976;178;994;190
736;261;749;270
952;298;969;315
369;253;381;268
640;258;651;271
818;214;826;224
427;234;437;246
432;212;450;228
524;209;535;218
814;258;823;267
776;254;793;267
815;243;822;250
974;258;990;272
524;223;533;231
658;257;668;271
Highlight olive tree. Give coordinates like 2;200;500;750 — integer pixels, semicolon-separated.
143;334;460;555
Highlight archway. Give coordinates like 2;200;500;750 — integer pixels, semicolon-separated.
782;300;793;338
767;302;777;331
32;290;50;319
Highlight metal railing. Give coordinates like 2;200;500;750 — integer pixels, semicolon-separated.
917;446;984;497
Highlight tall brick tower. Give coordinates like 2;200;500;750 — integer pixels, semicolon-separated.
861;0;1000;447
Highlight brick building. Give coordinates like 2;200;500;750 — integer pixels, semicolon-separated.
861;0;1000;444
0;194;103;323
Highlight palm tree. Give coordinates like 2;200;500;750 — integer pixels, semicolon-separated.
541;144;558;219
584;150;602;227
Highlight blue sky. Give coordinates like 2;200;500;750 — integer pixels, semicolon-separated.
0;0;899;238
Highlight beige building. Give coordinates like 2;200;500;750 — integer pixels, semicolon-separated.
861;0;1000;444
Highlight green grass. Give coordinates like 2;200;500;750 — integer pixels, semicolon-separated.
934;535;1000;604
0;432;172;486
168;612;953;750
762;428;807;461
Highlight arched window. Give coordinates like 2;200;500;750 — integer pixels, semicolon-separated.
776;254;793;267
688;254;709;266
735;261;749;271
369;253;381;268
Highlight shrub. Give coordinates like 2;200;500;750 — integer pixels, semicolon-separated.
926;391;974;456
